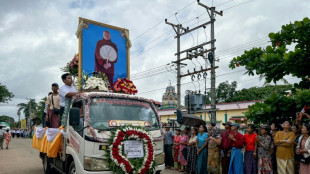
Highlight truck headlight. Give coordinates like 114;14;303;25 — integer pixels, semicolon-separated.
155;153;165;165
84;157;109;171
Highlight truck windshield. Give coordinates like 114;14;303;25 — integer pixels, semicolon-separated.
89;98;159;130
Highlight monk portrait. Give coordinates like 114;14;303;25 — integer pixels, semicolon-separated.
95;31;118;87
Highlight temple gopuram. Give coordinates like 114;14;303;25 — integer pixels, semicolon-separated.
161;83;177;109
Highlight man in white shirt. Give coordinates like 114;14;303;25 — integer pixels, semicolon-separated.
59;73;79;126
20;129;24;138
12;129;15;138
16;129;20;138
0;126;4;149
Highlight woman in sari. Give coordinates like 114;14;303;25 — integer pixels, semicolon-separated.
196;124;208;174
207;123;221;173
4;129;11;149
256;124;273;174
296;124;310;174
179;127;189;172
173;129;182;170
186;127;198;174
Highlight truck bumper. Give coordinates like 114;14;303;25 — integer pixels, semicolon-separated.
79;164;165;174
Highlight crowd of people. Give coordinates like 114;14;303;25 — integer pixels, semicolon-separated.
11;128;29;138
164;120;310;174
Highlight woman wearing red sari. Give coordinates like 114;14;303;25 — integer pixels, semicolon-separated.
173;129;182;170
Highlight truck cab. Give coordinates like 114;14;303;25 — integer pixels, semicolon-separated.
41;92;165;174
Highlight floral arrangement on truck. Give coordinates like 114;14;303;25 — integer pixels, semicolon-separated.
61;53;79;76
82;71;110;92
105;125;156;174
113;78;138;95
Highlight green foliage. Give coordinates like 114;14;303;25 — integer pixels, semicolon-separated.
294;89;310;109
17;99;38;120
245;90;310;124
216;81;237;103
0;83;14;103
229;17;310;124
0;115;15;124
229;84;292;102
229;17;310;85
206;80;292;103
34;97;48;125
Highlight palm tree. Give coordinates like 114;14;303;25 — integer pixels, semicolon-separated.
17;99;37;120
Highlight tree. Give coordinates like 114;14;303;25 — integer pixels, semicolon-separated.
245;89;310;124
0;115;15;124
34;97;47;125
229;85;292;102
228;17;310;123
0;83;14;103
17;99;38;120
217;81;237;103
229;17;310;87
206;81;292;104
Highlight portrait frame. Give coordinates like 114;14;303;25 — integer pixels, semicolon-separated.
77;17;130;91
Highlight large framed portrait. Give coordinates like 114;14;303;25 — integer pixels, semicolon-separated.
76;17;130;90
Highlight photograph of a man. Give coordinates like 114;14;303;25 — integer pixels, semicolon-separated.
95;31;118;86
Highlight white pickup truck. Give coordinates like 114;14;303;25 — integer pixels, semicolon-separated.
40;92;165;174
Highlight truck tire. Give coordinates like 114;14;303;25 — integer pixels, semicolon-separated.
43;155;54;174
68;161;76;174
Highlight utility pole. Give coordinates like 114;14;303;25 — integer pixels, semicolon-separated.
165;19;187;109
166;0;222;124
198;1;223;124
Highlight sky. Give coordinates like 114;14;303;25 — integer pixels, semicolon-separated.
0;0;308;121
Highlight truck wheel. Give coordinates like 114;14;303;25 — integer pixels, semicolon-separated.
68;161;76;174
43;155;54;174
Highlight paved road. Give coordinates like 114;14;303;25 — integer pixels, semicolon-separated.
0;138;182;174
0;138;42;174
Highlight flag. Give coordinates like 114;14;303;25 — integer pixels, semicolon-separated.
298;105;308;119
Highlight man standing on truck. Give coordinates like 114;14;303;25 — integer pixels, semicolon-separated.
46;83;61;128
59;73;79;126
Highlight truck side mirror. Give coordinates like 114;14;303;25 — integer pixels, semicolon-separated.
69;108;80;127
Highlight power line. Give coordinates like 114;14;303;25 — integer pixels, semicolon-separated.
132;0;258;55
132;0;197;41
131;37;270;79
138;75;300;95
222;0;257;11
215;0;234;7
138;69;247;94
131;17;213;59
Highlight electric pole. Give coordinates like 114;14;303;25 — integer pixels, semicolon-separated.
166;0;223;124
165;19;187;109
198;1;223;124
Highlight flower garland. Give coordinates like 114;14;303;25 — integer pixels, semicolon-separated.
113;78;138;95
105;126;156;174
